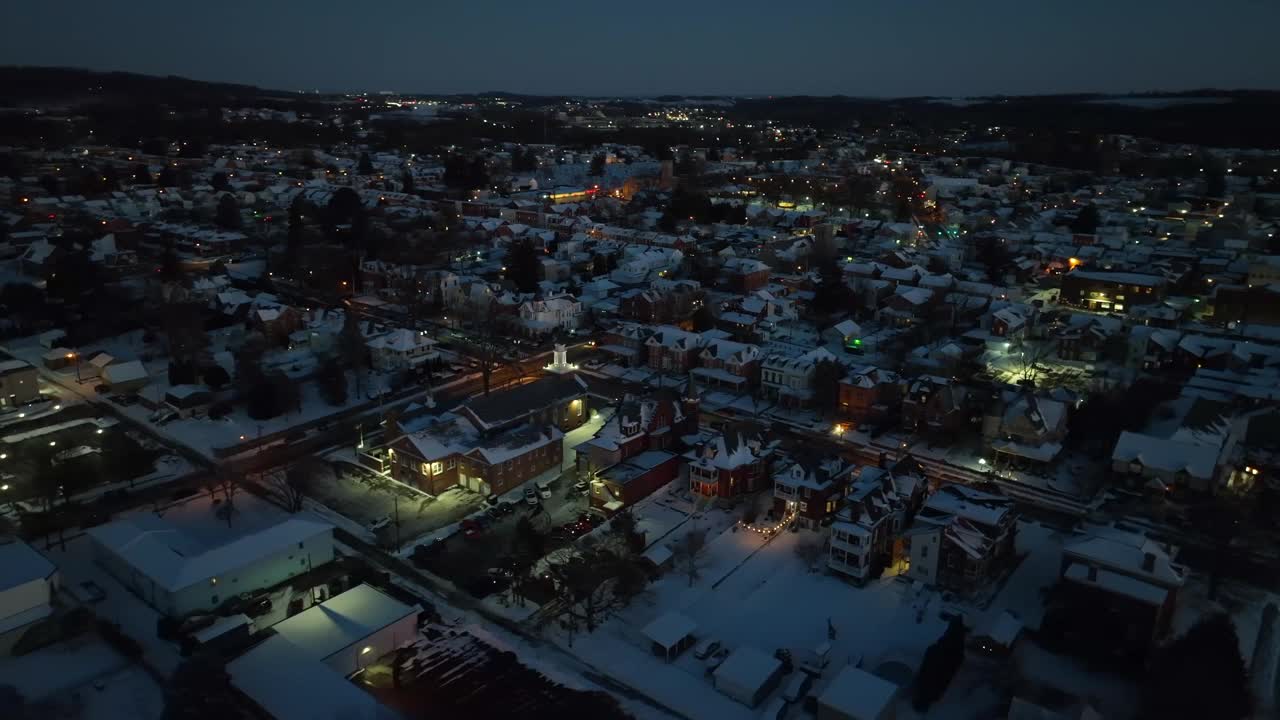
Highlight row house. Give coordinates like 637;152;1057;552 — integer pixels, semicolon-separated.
684;424;777;499
596;323;653;367
722;257;771;292
827;466;925;582
772;455;856;529
903;485;1018;596
693;338;762;391
645;326;705;373
876;286;936;328
617;280;704;325
576;389;698;476
902;376;979;437
838;366;902;427
761;347;838;408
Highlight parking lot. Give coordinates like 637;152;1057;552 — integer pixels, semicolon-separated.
0;405;164;505
305;461;487;548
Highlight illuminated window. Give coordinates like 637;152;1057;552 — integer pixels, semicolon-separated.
421;462;430;476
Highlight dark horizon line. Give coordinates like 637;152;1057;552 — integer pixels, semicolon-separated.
5;64;1280;104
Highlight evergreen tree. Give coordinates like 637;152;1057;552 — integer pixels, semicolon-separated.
401;170;415;194
506;238;542;294
1070;203;1101;234
1140;614;1250;720
589;153;606;176
215;194;240;229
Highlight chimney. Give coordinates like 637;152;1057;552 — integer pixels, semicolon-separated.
1142;552;1156;573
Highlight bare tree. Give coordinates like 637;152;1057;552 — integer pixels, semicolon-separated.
275;459;329;513
794;537;826;572
670;528;709;588
539;544;647;643
1013;339;1055;383
213;470;240;527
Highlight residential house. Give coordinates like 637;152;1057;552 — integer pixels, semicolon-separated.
772;455;856;529
838;366;901;427
368;328;440;372
723;257;771;292
902;376;977;437
984;392;1070;470
1059;271;1167;313
903;485;1017;596
828;466;925;582
685;424;776;499
1048;526;1186;658
760;348;838;408
518;296;582;337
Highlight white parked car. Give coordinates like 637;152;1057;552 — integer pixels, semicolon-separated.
524;487;540;505
536;482;552;499
693;638;720;660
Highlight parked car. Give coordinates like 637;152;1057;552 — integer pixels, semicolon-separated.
693;638;721;660
573;480;590;495
497;502;516;516
485;494;501;507
782;671;813;703
536;482;552;499
705;646;731;672
524;487;539;506
461;519;486;538
245;596;273;618
487;567;514;580
485;506;504;521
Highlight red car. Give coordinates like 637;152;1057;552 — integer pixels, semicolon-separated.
461;519;486;538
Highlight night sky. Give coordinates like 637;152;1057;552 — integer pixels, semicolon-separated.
3;0;1278;97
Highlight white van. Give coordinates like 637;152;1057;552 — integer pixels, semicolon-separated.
781;672;812;703
759;698;788;720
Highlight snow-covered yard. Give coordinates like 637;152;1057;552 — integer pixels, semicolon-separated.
546;523;948;720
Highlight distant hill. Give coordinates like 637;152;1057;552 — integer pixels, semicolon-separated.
0;66;280;106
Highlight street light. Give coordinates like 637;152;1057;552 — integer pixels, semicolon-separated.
978;459;987;466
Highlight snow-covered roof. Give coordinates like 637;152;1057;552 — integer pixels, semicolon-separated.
1063;563;1171;605
0;540;56;592
102;360;149;384
87;515;332;592
713;646;781;693
1111;431;1218;480
228;635;393;720
642;611;696;650
818;665;898;720
1063;527;1184;587
270;584;419;661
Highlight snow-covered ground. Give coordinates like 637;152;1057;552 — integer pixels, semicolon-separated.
543;522;948;720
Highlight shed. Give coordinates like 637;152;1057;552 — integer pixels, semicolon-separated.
102;360;150;393
713;646;784;708
816;665;898;720
973;611;1023;656
642;611;697;661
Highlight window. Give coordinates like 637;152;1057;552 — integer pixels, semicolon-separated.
431;462;444;475
446;457;456;470
421;462;430;476
921;545;929;558
799;502;808;512
300;558;306;566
